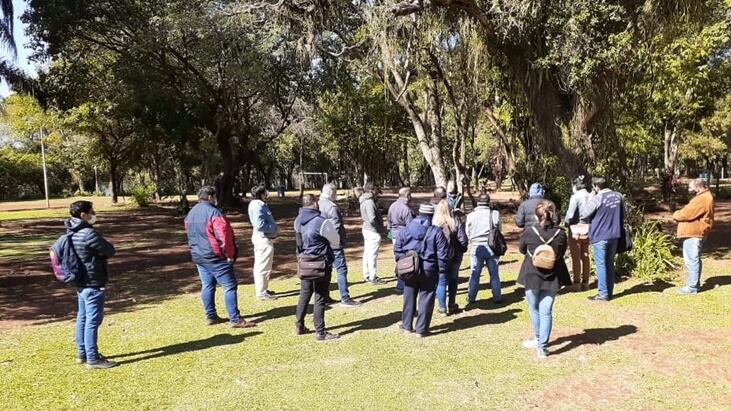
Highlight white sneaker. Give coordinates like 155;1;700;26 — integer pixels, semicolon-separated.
522;338;538;349
537;348;548;359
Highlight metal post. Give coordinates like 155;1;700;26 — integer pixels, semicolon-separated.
40;128;50;209
94;165;99;193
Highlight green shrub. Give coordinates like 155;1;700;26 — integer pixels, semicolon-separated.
130;183;157;207
617;221;677;282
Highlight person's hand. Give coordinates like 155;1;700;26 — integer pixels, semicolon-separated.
227;258;234;264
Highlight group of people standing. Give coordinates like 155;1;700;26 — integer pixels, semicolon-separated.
62;175;715;368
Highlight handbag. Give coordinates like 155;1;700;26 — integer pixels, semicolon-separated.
570;223;590;240
396;226;431;281
297;254;328;280
487;209;507;257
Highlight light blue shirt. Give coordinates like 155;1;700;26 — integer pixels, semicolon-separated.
247;199;278;238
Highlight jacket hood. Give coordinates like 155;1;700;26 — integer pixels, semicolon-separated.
297;207;321;225
407;215;431;241
359;192;374;203
65;217;90;233
529;183;545;199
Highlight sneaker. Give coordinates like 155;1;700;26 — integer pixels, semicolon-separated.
86;358;119;369
438;307;447;317
492;299;504;305
394;289;404;295
400;326;415;334
294;324;310;336
324;296;338;305
587;295;609;302
231;319;257;328
368;277;386;285
414;332;427;338
677;286;698;295
76;357;86;365
257;293;277;301
206;316;227;326
340;298;362;308
522;338;538;349
266;290;277;297
447;304;461;315
536;348;548;359
315;332;340;342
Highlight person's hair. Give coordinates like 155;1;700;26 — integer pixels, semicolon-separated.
572;175;587;191
447;180;457;193
476;193;490;205
535;200;556;228
353;186;364;197
433;186;446;199
398;187;411;198
592;177;608;190
432;199;455;231
70;201;93;218
363;182;374;193
251;184;267;199
198;185;216;201
321;183;336;199
693;178;708;190
302;194;318;207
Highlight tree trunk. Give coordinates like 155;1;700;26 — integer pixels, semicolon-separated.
664;123;678;174
109;159;119;204
214;124;238;207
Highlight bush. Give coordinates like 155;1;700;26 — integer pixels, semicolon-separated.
130;183;157;207
616;221;677;283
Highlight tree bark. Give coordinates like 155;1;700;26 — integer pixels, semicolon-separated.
664;122;678;174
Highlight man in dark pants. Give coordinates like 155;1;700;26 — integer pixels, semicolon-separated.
387;187;415;294
62;201;117;369
294;194;341;341
394;203;449;337
185;186;257;328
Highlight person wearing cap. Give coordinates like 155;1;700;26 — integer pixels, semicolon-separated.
388;187;415;294
394;203;448;337
565;176;592;291
581;177;626;301
185;186;257;329
466;193;503;304
248;184;279;300
515;183;559;229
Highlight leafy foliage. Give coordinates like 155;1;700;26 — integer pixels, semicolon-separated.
617;221;677;283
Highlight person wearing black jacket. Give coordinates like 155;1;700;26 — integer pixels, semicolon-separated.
517;201;572;359
65;201;117;369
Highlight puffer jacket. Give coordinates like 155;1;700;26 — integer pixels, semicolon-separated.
65;217;116;288
185;200;238;264
515;197;559;229
394;215;448;274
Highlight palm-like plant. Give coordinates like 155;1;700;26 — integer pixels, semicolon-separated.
0;0;26;89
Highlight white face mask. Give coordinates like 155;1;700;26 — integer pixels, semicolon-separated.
88;214;97;225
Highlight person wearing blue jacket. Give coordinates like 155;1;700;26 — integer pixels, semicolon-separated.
433;199;468;316
248;184;279;300
394;203;449;337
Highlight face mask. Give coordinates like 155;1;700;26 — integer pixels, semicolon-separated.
572;187;579;194
88;214;97;225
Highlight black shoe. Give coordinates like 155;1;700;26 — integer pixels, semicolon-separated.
340;298;362;308
294;324;310;336
324;296;338;305
86;358;119;369
206;316;227;326
315;332;340;342
587;295;610;302
395;288;404;295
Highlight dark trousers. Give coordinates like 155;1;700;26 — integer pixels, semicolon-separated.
401;270;438;334
295;268;331;335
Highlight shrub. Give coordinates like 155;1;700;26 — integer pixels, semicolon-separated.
130;183;157;207
617;221;677;283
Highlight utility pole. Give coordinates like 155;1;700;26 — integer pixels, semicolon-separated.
40;127;50;209
94;165;100;193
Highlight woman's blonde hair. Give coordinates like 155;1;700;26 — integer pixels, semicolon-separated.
535;200;556;228
432;199;455;231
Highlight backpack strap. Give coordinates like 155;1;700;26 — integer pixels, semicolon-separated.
531;226;561;245
419;226;432;253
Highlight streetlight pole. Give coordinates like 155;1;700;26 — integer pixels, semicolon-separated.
39;127;50;209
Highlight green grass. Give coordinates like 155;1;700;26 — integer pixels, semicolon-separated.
1;256;730;410
0;203;138;222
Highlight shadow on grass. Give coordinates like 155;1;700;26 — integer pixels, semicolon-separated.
702;275;731;291
330;311;403;336
549;325;638;355
429;308;521;335
110;332;262;365
611;280;674;300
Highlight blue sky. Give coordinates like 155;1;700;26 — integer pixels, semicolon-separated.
1;0;36;97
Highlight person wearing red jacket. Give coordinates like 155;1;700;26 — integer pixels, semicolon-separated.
185;186;256;328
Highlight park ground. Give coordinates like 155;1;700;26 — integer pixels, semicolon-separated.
0;192;730;410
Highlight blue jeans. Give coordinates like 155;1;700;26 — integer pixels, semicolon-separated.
402;271;438;334
197;261;241;323
333;248;350;300
683;238;703;291
592;239;619;298
436;260;460;309
467;245;501;302
76;287;105;361
525;289;557;351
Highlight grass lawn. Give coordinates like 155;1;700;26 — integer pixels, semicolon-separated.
1;253;730;410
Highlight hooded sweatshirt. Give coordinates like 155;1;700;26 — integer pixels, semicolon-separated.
515;183;559;229
294;207;339;264
360;192;385;233
318;194;346;248
64;217;116;288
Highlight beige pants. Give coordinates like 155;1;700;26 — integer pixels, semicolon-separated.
252;235;274;297
569;236;591;284
362;229;381;280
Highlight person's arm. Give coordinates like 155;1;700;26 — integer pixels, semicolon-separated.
518;231;528;255
552;200;561;225
493;210;502;232
320;219;340;249
565;195;578;226
554;229;568;258
393;230;405;260
85;229;116;258
212;215;237;261
435;229;448;274
515;203;525;228
465;214;473;239
672;197;705;222
386;205;394;230
363;202;377;227
456;218;469;250
581;194;601;221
